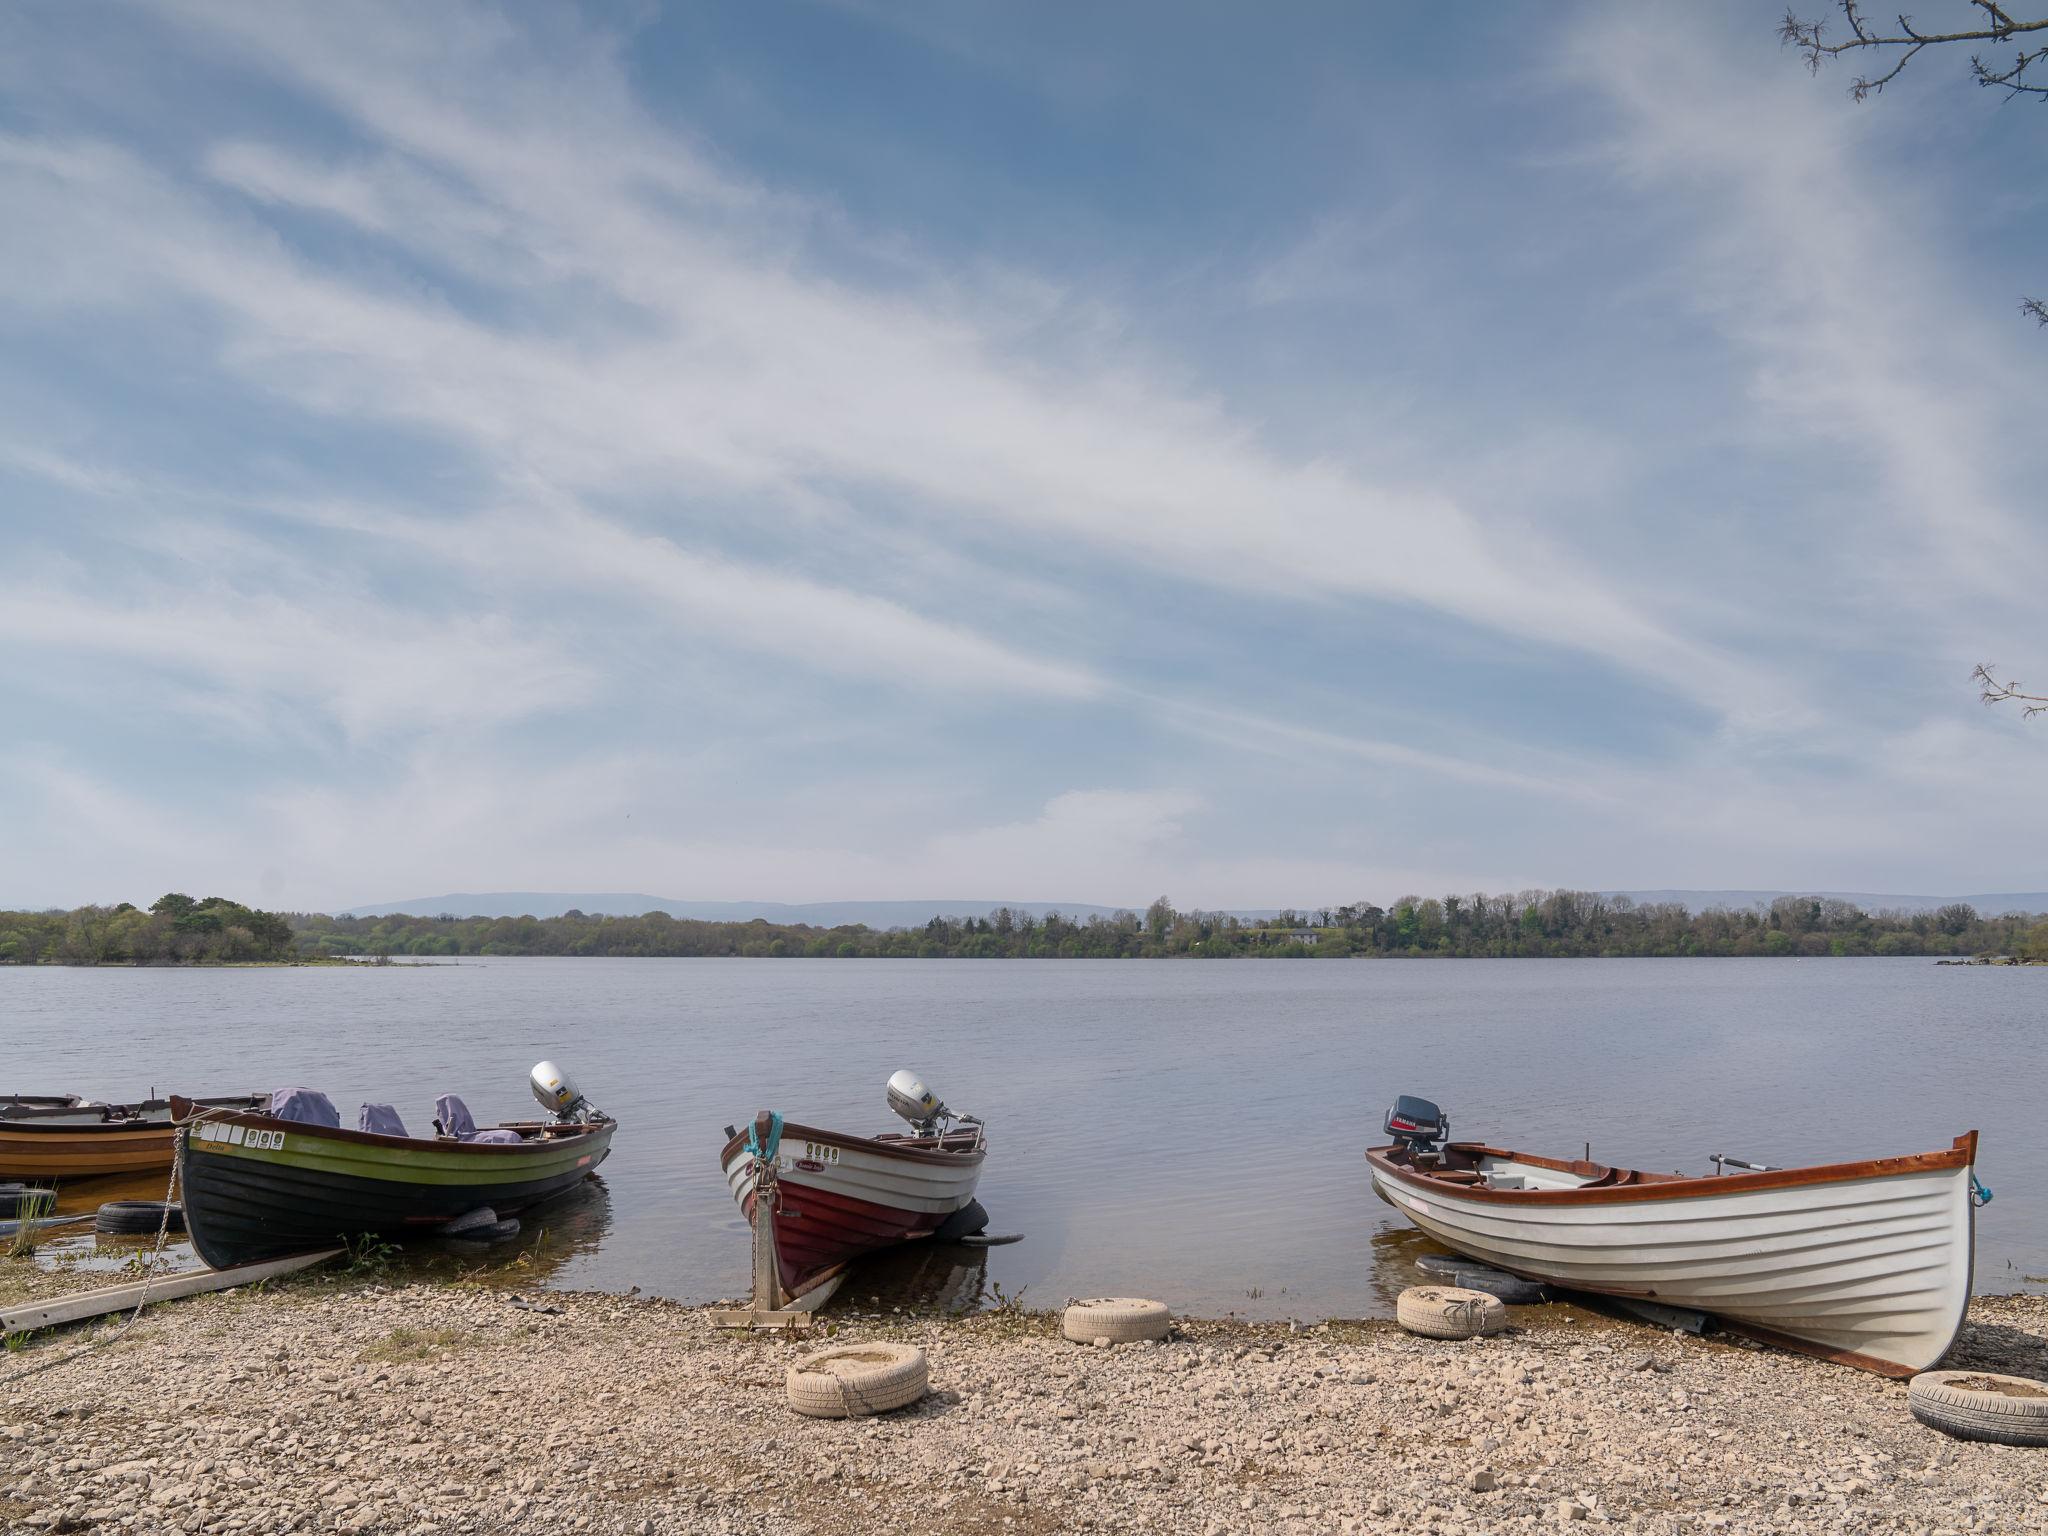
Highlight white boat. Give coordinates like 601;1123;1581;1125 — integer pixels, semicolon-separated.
718;1071;986;1307
1367;1096;1981;1375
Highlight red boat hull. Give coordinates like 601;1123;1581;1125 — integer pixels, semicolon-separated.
721;1119;985;1298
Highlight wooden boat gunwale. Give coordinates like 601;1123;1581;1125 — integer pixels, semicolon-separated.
1365;1131;1976;1206
170;1096;614;1155
717;1118;986;1172
3;1095;267;1130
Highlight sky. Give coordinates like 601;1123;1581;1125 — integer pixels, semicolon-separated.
1;2;2044;913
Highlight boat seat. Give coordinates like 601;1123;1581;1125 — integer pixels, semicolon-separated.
432;1093;523;1143
269;1087;340;1128
1427;1170;1486;1185
358;1103;408;1137
433;1093;478;1138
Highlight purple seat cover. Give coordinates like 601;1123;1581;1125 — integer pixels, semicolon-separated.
467;1129;524;1144
434;1094;477;1138
268;1087;340;1128
358;1103;408;1138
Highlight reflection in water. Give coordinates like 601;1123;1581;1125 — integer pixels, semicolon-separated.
1364;1226;1460;1316
467;1175;616;1290
825;1238;992;1317
27;1171;619;1289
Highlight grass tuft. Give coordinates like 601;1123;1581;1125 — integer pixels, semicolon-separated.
359;1325;474;1363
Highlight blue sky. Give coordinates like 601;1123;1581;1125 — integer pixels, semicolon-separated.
1;2;2043;911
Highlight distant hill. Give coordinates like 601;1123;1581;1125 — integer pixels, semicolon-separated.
329;893;1161;927
1607;890;2048;917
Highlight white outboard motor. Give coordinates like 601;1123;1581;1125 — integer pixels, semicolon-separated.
886;1069;950;1136
531;1060;597;1123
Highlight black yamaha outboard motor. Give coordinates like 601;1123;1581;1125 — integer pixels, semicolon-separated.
1383;1095;1448;1157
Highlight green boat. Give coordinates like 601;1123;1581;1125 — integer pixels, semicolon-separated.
170;1065;614;1268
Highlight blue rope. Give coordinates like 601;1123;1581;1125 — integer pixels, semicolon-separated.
1971;1173;1993;1207
746;1112;784;1164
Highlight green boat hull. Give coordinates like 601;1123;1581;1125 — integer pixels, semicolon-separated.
175;1104;613;1268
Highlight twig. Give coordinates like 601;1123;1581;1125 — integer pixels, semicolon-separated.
1973;662;2048;717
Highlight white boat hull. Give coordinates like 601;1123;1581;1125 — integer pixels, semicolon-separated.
1370;1141;1976;1374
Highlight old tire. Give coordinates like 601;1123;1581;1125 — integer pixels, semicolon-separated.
1414;1253;1466;1280
1062;1297;1170;1345
95;1200;184;1236
1453;1266;1550;1305
786;1342;929;1418
1397;1285;1506;1340
1908;1370;2048;1446
0;1185;55;1219
932;1199;990;1243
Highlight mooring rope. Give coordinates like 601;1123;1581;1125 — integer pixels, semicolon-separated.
0;1105;229;1387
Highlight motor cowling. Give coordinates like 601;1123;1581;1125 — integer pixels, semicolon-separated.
886;1069;948;1132
531;1060;590;1122
1384;1094;1448;1153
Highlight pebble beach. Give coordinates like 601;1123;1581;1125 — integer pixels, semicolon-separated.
4;1276;2044;1536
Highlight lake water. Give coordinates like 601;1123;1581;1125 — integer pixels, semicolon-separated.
6;957;2042;1319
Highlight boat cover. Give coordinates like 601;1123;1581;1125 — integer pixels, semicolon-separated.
431;1094;521;1142
434;1093;476;1138
358;1102;408;1137
268;1087;340;1128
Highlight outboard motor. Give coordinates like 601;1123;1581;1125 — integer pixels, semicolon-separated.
531;1060;600;1123
886;1069;948;1135
1384;1094;1449;1156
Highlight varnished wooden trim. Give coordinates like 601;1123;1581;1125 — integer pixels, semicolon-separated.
719;1118;986;1172
169;1095;614;1157
1366;1132;1975;1207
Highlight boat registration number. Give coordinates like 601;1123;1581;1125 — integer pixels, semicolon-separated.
192;1123;287;1152
798;1141;840;1165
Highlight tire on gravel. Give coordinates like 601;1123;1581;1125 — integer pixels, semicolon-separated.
1908;1370;2048;1446
1452;1266;1550;1305
786;1342;929;1418
1062;1297;1171;1345
1396;1285;1507;1340
95;1200;184;1236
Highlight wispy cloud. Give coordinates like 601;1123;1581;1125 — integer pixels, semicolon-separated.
0;2;2040;908
0;576;594;745
14;4;1777;718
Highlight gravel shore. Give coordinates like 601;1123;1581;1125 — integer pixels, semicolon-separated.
3;1279;2044;1536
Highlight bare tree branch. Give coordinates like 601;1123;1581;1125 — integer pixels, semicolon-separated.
1783;4;2048;341
1781;2;2048;99
1974;663;2048;717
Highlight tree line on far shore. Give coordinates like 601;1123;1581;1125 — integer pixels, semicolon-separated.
0;894;296;965
6;890;2043;964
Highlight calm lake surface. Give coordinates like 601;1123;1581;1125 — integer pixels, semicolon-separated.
7;957;2042;1319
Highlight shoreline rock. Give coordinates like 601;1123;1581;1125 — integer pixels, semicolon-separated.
2;1282;2044;1534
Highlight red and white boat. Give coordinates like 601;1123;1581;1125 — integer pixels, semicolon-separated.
718;1071;987;1309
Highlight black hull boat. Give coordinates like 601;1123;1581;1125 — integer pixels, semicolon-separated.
170;1064;614;1268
